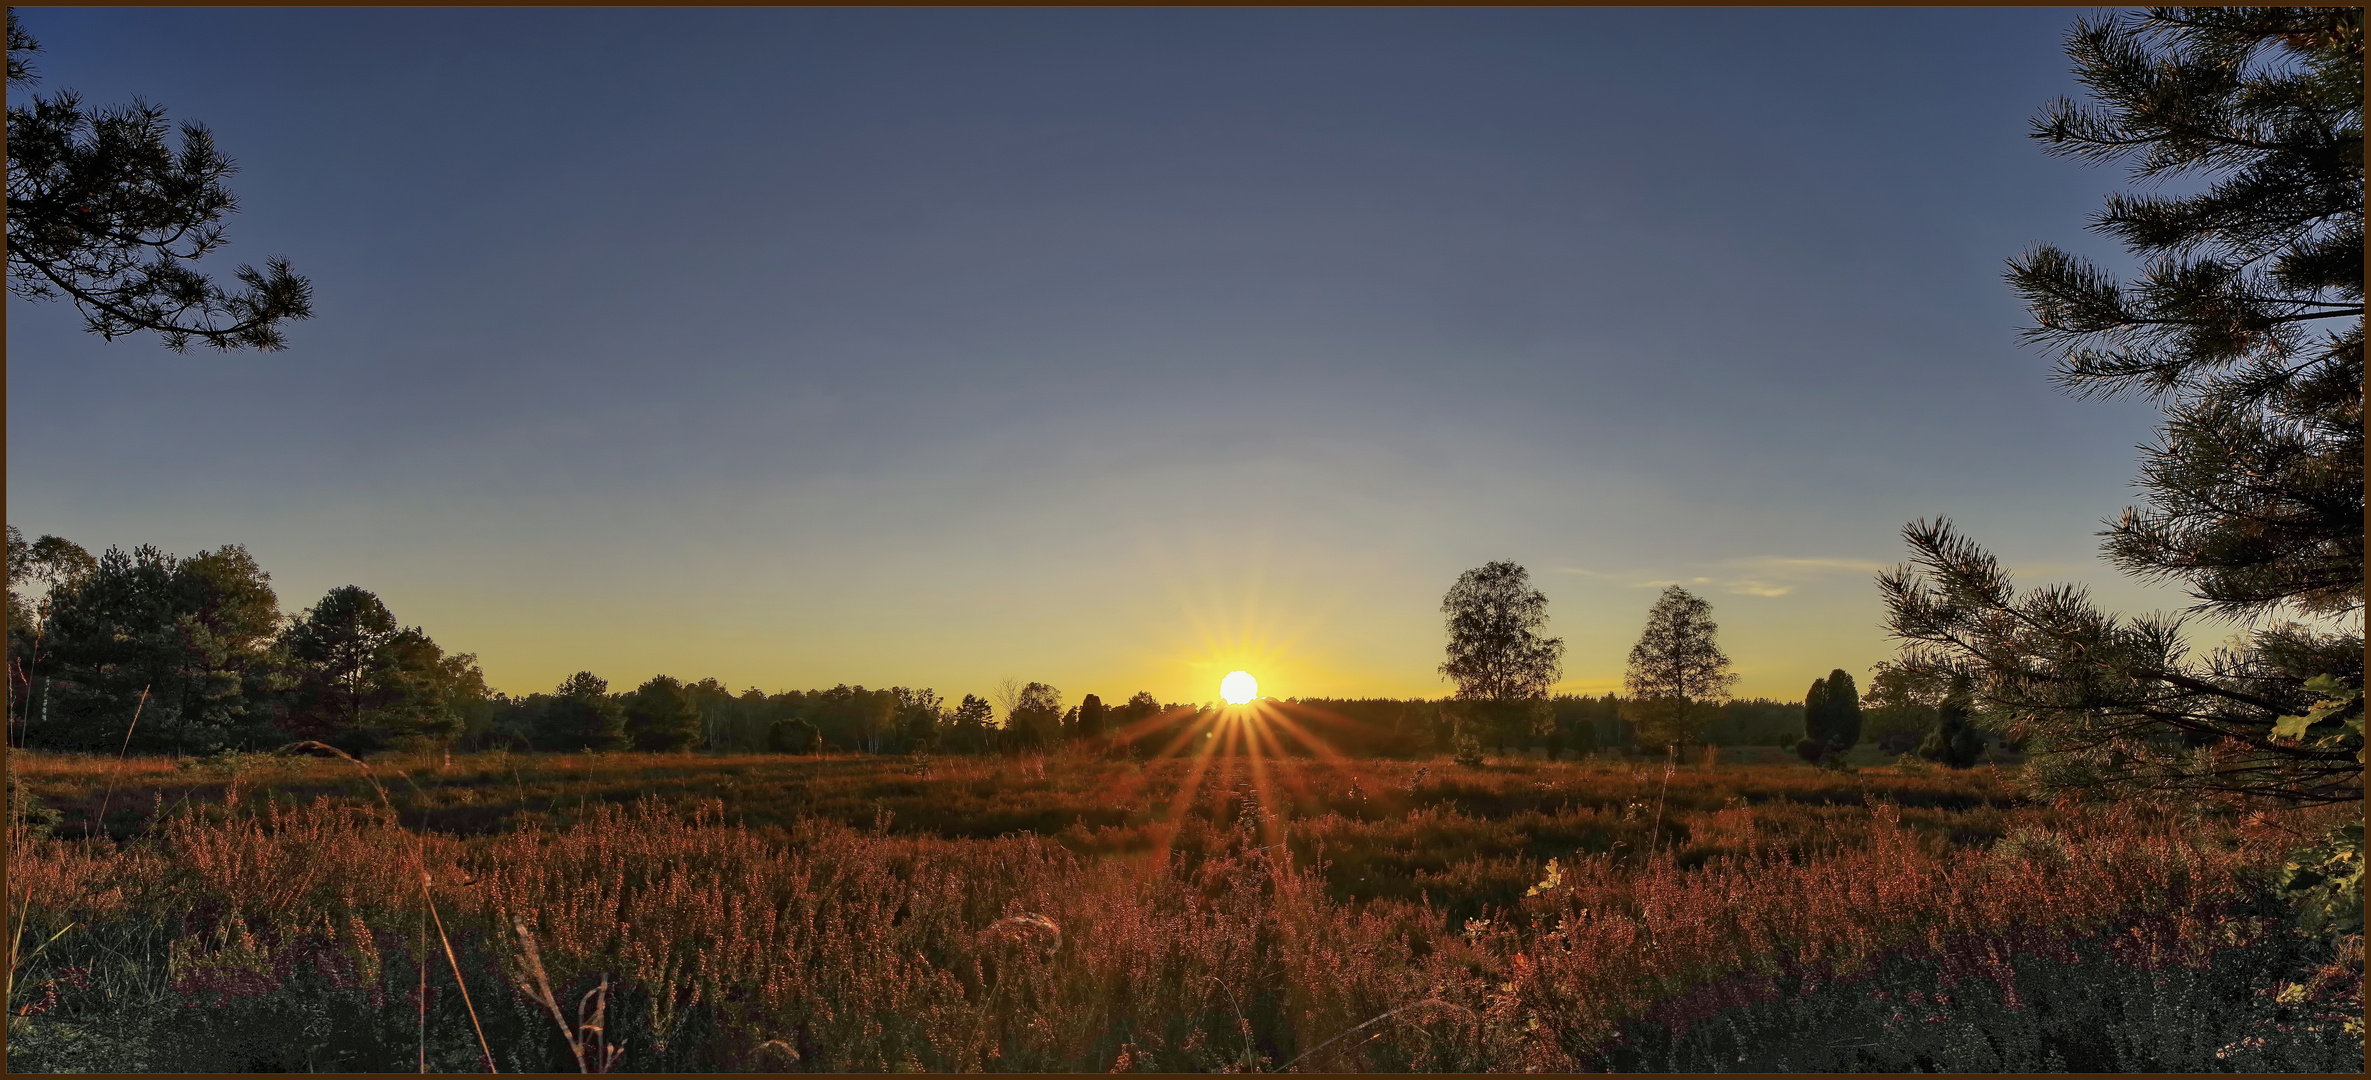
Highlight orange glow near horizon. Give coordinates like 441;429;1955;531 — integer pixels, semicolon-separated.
1131;533;1361;706
1098;692;1372;878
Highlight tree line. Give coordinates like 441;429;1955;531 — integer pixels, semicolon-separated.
6;532;484;755
9;527;1926;761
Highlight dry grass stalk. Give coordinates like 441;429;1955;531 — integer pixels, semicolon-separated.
513;922;622;1073
271;740;498;1072
85;685;148;848
5;751;2348;1070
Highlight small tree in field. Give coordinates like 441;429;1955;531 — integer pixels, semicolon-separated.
1440;561;1565;701
1917;674;1987;769
768;716;820;755
1622;586;1737;753
1797;669;1863;761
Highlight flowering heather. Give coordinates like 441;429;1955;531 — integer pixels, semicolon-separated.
5;752;2359;1070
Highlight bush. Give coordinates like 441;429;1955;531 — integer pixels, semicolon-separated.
1876;726;1923;754
8;775;62;840
768;717;820;755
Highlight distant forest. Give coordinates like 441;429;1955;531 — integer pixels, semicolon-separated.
7;530;1930;759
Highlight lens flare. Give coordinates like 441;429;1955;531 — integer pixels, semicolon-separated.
1220;670;1258;704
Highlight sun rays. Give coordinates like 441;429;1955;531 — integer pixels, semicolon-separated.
1076;534;1399;871
1102;694;1371;876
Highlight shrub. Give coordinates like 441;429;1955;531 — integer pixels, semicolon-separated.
767;717;820;755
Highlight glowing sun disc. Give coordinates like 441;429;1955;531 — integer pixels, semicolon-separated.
1220;670;1258;705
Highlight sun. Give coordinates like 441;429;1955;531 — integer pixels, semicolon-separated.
1219;670;1258;705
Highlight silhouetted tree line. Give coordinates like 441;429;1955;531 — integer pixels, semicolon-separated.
10;528;1940;762
1269;695;1810;759
6;530;486;756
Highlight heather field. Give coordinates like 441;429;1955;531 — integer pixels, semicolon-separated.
4;748;2360;1071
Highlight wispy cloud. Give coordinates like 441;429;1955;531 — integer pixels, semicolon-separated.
1727;556;1890;575
1561;556;1888;598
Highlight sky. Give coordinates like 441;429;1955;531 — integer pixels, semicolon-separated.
7;8;2205;706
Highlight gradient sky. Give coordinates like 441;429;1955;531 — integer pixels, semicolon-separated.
8;7;2207;706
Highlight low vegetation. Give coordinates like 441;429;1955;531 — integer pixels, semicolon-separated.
7;749;2359;1071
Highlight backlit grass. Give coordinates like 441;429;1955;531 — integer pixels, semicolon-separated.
6;748;2359;1071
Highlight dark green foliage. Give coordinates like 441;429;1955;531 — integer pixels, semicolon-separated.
1693;698;1800;750
769;716;820;755
1439;561;1565;701
2007;7;2362;622
278;586;478;754
1886;9;2363;812
944;694;995;754
10;535;487;757
6;526;97;608
1798;669;1863;761
1076;693;1106;742
899;705;938;753
31;542;286;754
2276;819;2365;939
623;675;703;753
1821;669;1860;748
1004;681;1062;752
1862;661;1944;755
804;684;900;754
1443;698;1553;754
1622;587;1737;751
891;686;944;754
534;672;626;752
1917;675;1987;769
4;10;312;351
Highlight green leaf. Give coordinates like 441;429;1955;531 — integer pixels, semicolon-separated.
2302;673;2347;697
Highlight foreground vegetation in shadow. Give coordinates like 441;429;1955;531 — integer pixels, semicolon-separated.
6;751;2360;1071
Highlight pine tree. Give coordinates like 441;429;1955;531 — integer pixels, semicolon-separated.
6;11;312;350
947;694;995;753
1883;8;2362;809
2006;8;2363;620
536;671;626;753
624;675;704;753
1797;669;1862;762
1917;674;1987;769
1797;674;1833;762
1822;669;1861;749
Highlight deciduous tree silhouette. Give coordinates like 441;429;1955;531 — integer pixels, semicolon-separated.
1439;561;1564;701
1621;586;1736;752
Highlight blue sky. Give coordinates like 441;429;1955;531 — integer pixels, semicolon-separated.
7;7;2196;704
